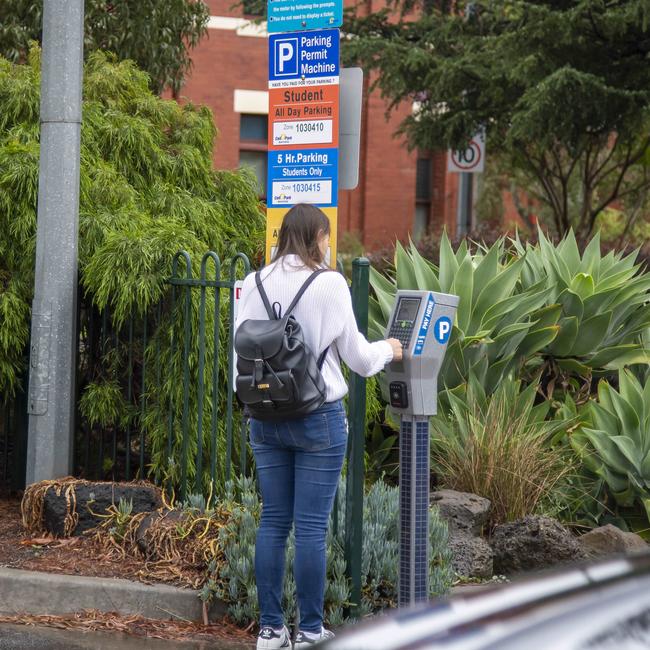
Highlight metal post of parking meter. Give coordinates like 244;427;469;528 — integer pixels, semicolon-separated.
385;291;458;608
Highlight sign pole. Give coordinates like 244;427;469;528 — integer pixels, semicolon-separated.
26;0;85;483
456;172;473;235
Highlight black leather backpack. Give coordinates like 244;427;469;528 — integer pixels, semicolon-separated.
235;268;330;421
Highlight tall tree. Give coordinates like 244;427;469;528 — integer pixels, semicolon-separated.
0;0;209;94
343;0;650;241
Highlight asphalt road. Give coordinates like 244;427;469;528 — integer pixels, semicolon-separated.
0;624;252;650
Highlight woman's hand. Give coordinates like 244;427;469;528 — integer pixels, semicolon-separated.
386;338;403;362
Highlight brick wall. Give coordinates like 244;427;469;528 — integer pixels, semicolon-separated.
173;0;459;251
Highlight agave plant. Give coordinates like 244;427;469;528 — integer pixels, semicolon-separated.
368;233;559;392
515;229;650;376
572;370;650;525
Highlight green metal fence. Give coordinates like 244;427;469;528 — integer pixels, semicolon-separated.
74;251;251;501
0;383;27;493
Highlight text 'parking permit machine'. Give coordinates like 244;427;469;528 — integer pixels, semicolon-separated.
385;290;459;608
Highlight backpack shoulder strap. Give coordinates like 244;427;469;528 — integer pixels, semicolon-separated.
317;347;329;369
285;268;332;317
255;270;275;319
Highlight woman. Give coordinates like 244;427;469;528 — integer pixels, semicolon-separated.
235;204;402;649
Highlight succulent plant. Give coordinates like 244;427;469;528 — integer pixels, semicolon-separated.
369;233;558;393
516;229;650;375
572;370;650;524
369;230;650;400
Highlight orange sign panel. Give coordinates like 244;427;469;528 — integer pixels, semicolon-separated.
268;85;339;150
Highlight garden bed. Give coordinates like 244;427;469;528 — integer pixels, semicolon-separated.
0;496;178;585
0;495;255;645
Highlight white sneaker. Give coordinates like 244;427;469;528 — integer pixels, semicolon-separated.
294;628;335;648
256;625;291;649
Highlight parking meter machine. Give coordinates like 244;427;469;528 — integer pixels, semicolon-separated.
385;290;459;608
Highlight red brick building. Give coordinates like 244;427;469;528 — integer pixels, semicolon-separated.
176;0;472;251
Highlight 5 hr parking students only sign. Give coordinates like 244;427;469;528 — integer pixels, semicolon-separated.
268;149;339;206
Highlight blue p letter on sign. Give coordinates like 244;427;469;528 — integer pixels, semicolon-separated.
273;37;298;77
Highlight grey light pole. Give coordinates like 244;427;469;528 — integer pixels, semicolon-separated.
26;0;85;484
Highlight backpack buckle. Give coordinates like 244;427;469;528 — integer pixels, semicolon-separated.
254;359;264;383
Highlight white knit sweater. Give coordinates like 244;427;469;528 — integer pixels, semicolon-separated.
235;255;394;402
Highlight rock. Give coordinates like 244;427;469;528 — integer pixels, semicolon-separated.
579;524;648;558
431;490;491;536
448;531;493;579
491;515;586;575
136;509;185;555
42;481;162;537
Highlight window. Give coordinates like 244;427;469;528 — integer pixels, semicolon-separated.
239;113;268;199
414;157;432;241
239;150;267;197
240;114;268;142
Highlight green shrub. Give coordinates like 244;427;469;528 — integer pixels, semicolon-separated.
431;375;572;528
539;394;609;530
215;476;453;627
0;48;264;489
515;229;650;377
571;370;650;532
369;233;558;395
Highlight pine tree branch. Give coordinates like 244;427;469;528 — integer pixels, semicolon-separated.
524;149;564;235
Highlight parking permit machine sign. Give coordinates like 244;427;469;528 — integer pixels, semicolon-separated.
269;29;340;87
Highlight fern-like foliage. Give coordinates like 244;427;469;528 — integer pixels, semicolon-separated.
0;49;264;490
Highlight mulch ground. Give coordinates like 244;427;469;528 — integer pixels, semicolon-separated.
0;497;163;583
0;495;254;645
0;610;254;645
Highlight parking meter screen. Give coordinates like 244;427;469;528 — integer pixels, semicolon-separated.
396;298;420;323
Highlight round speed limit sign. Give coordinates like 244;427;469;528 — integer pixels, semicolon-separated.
448;132;486;173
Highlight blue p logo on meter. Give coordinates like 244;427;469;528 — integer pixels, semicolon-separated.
434;317;452;344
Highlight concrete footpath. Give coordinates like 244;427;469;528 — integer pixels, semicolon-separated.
0;567;225;621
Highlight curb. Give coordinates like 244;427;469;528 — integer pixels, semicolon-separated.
0;567;226;622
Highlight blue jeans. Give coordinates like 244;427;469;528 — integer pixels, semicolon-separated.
250;400;347;633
